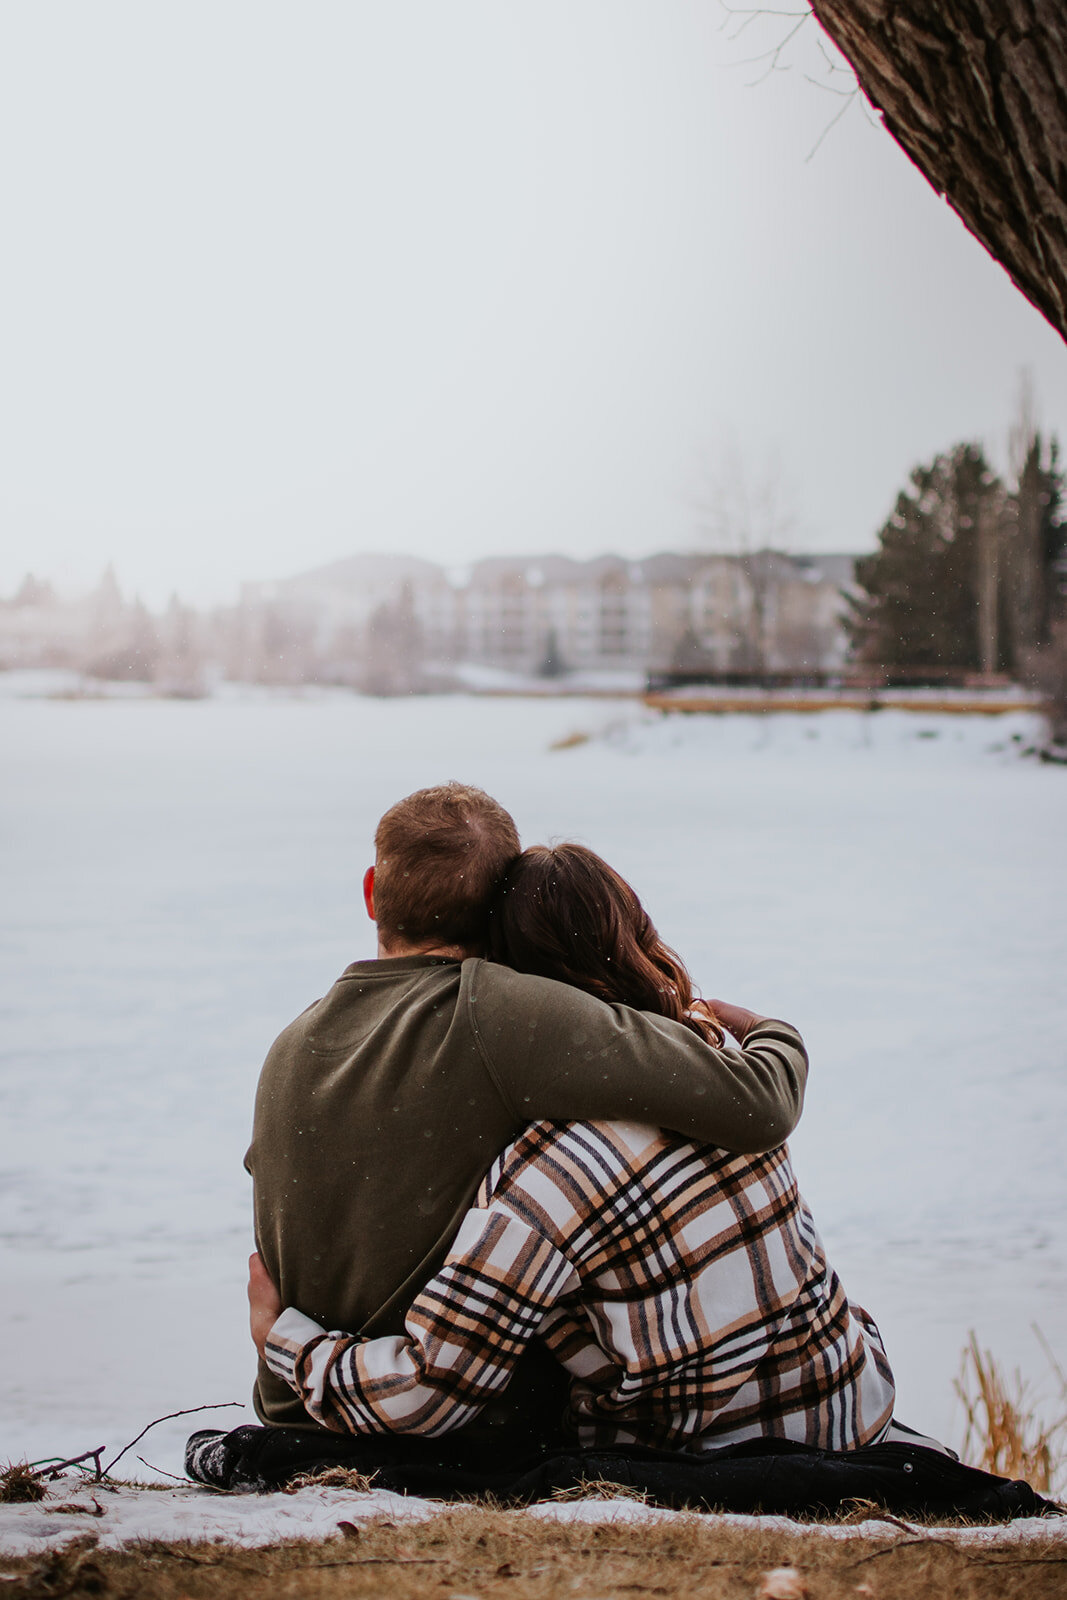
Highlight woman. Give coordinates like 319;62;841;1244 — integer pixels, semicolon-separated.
250;844;897;1454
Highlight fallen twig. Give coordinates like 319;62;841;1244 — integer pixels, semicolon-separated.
305;1556;447;1569
846;1535;957;1568
39;1447;107;1482
103;1401;244;1477
967;1554;1067;1566
136;1457;191;1483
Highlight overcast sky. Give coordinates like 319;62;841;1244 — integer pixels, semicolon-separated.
2;1;1065;607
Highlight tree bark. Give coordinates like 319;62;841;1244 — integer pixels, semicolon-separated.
809;1;1067;343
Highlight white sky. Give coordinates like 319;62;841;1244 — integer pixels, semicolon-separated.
2;1;1065;607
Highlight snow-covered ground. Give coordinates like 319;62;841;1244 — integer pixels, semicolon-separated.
0;1477;1063;1558
1;692;1064;1493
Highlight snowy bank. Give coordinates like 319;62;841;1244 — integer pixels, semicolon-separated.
0;1479;1063;1559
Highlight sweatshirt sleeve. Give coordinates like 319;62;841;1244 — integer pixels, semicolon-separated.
467;964;806;1154
263;1201;579;1436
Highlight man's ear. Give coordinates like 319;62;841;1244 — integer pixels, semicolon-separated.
363;865;376;922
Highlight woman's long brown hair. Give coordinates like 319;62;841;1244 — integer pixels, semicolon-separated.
485;843;724;1046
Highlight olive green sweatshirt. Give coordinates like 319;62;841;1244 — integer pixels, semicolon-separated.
246;955;808;1428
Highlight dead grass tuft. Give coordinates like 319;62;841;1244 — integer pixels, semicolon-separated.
827;1499;892;1526
282;1465;380;1494
5;1532;107;1596
548;1475;651;1503
955;1330;1067;1494
0;1462;47;1504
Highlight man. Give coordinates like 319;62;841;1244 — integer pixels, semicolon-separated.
243;782;808;1438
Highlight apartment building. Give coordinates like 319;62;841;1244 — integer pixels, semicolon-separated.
1;549;857;688
236;549;856;682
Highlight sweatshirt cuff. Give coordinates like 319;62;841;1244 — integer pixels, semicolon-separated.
743;1018;803;1042
263;1305;330;1387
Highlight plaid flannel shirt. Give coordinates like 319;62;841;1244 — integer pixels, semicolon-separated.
265;1120;896;1452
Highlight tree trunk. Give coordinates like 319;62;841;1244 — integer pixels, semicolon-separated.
809;2;1067;344
976;498;1000;675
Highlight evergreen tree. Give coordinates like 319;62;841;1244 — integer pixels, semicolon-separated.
669;626;718;678
538;627;565;679
13;573;55;607
848;444;1004;673
850;433;1066;678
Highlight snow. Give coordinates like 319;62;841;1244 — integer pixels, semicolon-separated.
0;1479;1062;1558
0;1480;436;1557
1;690;1065;1506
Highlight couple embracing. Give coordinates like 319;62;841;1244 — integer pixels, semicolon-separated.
189;781;943;1498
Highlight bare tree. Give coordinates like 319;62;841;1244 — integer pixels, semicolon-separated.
809;2;1067;343
361;582;425;696
695;443;797;676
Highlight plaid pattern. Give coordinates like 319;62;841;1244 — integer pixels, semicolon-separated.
266;1120;895;1451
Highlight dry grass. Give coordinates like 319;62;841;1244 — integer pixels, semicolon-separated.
955;1331;1067;1494
282;1467;379;1495
547;1475;651;1503
0;1464;47;1505
1;1505;1065;1600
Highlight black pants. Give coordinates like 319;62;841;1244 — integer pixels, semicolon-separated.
185;1423;1055;1521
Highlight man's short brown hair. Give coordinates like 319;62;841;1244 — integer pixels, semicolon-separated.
373;783;520;952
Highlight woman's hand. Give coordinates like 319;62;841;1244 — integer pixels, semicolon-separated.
701;999;768;1044
248;1251;283;1360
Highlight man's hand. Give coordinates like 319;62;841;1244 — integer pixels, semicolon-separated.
248;1251;283;1360
701;1000;768;1044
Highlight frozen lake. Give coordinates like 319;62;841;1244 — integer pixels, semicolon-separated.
1;691;1065;1481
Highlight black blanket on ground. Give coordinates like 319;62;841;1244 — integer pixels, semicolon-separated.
185;1425;1058;1521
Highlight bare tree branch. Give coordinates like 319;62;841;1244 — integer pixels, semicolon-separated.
102;1402;245;1479
806;88;859;161
731;13;811;83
